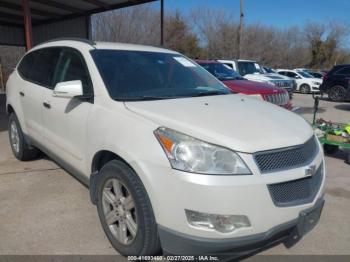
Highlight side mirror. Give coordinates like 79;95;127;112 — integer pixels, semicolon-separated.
53;80;83;98
294;75;301;79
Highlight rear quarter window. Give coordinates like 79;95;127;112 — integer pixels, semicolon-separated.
17;52;35;80
17;48;61;88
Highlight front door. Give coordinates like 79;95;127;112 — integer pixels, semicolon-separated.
42;48;94;172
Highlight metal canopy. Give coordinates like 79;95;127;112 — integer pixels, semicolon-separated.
0;0;157;27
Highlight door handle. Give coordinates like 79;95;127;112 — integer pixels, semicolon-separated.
19;92;25;97
43;102;51;109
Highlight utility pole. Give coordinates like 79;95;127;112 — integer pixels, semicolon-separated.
160;0;164;46
237;0;244;58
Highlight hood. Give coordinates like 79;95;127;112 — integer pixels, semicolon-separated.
222;80;284;95
264;73;291;80
125;95;313;153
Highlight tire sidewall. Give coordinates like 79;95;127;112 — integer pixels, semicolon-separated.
329;85;346;102
8;113;24;160
96;160;153;256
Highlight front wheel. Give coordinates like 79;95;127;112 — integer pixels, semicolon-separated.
300;84;311;94
8;113;39;161
328;85;347;102
96;160;161;256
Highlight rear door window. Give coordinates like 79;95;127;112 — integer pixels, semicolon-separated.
335;67;350;76
286;72;298;78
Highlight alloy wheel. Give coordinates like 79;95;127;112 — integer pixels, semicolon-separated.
10;121;20;154
329;86;345;102
102;178;138;245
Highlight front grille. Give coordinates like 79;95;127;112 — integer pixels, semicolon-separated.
263;92;289;105
268;163;324;207
254;136;319;173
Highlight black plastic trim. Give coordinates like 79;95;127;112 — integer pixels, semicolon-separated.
158;198;324;255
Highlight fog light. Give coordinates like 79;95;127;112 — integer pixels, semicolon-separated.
185;209;251;233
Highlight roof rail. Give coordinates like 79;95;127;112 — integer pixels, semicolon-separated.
38;37;96;47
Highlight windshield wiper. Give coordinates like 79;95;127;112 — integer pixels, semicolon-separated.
191;90;229;97
120;95;177;101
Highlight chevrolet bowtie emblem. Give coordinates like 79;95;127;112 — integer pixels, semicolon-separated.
305;165;317;177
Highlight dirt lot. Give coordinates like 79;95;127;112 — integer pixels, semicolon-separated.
0;94;349;256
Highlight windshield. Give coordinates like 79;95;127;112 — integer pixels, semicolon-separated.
264;67;275;73
237;61;264;75
91;50;231;101
199;62;245;81
297;71;314;78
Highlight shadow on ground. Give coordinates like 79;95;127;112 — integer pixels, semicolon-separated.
324;149;350;164
0;94;7;133
297;106;326;115
335;104;350;111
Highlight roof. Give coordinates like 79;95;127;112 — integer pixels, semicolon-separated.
0;0;157;27
95;41;177;53
32;38;177;53
276;69;290;71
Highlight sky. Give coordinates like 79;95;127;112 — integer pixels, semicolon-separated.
163;0;350;29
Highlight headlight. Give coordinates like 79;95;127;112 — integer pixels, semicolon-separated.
313;81;321;85
267;81;275;86
154;127;251;175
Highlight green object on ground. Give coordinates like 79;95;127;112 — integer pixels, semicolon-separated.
345;125;350;134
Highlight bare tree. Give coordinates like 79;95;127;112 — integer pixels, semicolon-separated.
190;7;238;58
91;4;160;46
0;45;25;84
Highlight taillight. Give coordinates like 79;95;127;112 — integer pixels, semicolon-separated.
323;73;328;81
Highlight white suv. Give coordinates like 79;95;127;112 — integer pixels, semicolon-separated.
277;69;322;94
218;59;295;97
6;39;325;256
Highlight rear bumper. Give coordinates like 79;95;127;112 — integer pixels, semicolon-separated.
159;198;324;256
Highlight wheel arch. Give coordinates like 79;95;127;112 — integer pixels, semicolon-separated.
90;150;142;205
6;104;15;115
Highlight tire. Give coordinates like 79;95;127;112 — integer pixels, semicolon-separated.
346;154;350;165
328;85;347;102
300;84;311;94
8;113;39;161
323;144;339;155
96;160;161;256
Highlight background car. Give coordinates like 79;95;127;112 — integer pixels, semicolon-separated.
295;68;324;79
219;59;294;97
320;64;350;102
277;69;322;94
196;60;292;110
308;72;324;79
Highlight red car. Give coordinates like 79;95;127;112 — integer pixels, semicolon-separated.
196;60;292;110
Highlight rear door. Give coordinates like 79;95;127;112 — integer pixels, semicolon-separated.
17;48;60;143
42;47;94;172
334;66;350;89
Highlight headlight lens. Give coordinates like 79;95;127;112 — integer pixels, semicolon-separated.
154;127;251;175
267;81;275;86
313;81;321;85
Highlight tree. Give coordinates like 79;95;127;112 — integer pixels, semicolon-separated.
164;11;202;58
